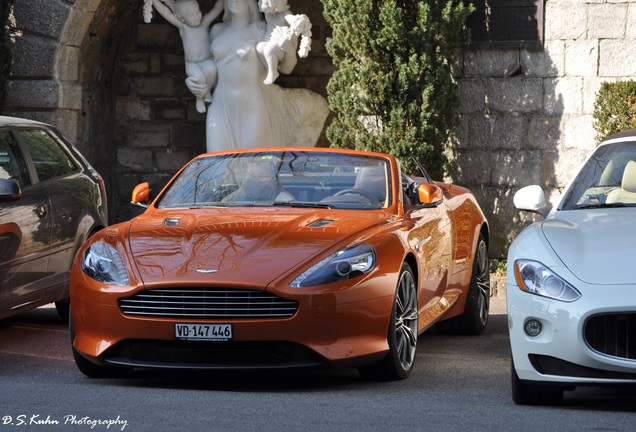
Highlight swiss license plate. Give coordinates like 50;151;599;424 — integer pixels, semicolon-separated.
174;323;232;341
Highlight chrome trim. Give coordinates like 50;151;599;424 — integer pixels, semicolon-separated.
119;288;298;319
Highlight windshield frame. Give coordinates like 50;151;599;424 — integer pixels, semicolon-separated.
155;150;395;211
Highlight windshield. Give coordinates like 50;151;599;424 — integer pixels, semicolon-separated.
156;151;392;210
561;141;636;210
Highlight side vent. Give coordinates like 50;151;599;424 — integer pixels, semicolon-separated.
164;218;181;227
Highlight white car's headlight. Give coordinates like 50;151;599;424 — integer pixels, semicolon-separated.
81;242;130;286
514;259;580;302
290;244;376;288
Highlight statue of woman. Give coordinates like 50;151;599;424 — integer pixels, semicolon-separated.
187;0;329;153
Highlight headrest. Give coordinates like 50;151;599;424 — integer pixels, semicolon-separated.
247;160;276;180
622;160;636;193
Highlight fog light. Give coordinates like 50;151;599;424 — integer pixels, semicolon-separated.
524;319;542;337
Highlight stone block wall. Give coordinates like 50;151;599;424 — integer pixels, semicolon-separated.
453;0;636;257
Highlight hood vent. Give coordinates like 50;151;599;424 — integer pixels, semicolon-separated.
306;219;334;228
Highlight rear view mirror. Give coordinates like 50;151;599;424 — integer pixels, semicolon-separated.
0;178;22;203
417;183;444;206
131;182;151;208
514;185;551;218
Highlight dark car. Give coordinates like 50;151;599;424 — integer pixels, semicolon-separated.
0;116;107;321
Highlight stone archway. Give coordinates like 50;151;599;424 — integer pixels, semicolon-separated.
7;0;141;222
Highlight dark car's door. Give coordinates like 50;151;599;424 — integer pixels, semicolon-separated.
15;129;85;302
0;129;53;316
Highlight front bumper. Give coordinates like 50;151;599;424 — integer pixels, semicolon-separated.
71;273;396;370
507;282;636;385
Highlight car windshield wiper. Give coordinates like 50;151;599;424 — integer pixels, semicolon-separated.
272;201;332;209
573;202;632;210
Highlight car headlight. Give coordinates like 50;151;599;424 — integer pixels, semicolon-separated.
81;242;130;286
514;259;580;302
290;244;376;288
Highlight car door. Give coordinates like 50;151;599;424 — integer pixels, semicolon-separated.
0;129;52;316
404;181;453;326
15;128;84;301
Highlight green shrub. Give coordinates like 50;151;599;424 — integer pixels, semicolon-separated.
0;0;13;112
323;0;473;179
593;80;636;142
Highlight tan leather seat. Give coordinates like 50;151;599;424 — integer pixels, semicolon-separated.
354;166;387;202
607;160;636;204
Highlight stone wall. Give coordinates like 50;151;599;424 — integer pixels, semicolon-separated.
453;0;636;257
5;0;636;257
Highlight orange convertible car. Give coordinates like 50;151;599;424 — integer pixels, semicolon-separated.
70;148;489;380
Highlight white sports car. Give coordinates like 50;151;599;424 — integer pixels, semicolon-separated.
507;130;636;405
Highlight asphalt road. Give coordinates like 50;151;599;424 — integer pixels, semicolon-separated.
1;298;635;432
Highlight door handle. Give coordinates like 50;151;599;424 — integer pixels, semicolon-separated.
34;204;48;218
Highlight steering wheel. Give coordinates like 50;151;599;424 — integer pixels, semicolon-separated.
334;188;378;201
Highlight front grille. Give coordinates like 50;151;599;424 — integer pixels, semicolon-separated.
584;313;636;361
119;288;298;319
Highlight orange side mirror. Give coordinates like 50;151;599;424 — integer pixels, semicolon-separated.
131;182;151;204
417;183;444;205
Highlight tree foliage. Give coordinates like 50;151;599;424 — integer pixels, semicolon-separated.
0;0;13;112
323;0;473;178
593;81;636;142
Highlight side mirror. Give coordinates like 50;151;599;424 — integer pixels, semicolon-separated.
0;178;22;203
514;185;551;218
131;182;151;208
417;183;444;206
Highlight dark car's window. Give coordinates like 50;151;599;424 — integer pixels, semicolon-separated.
17;130;77;182
0;130;31;187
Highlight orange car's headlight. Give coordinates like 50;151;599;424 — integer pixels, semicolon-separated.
290;244;376;288
81;242;130;286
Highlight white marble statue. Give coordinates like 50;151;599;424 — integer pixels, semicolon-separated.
183;0;327;153
145;0;224;113
256;0;312;85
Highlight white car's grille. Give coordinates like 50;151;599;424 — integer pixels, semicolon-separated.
584;313;636;361
119;288;298;319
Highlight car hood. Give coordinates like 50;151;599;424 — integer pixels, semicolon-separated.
542;209;636;285
127;208;389;288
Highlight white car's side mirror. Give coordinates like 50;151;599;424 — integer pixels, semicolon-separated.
513;185;551;218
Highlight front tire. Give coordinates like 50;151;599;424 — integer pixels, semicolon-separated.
511;360;564;405
55;300;70;323
359;262;418;380
435;233;490;335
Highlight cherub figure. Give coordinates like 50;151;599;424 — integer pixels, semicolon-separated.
256;0;312;85
146;0;224;113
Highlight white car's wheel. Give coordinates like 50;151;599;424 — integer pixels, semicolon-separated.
511;360;564;405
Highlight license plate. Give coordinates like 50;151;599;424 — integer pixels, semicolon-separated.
174;323;232;341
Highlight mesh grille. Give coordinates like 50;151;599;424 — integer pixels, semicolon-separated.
584;313;636;361
119;288;298;319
